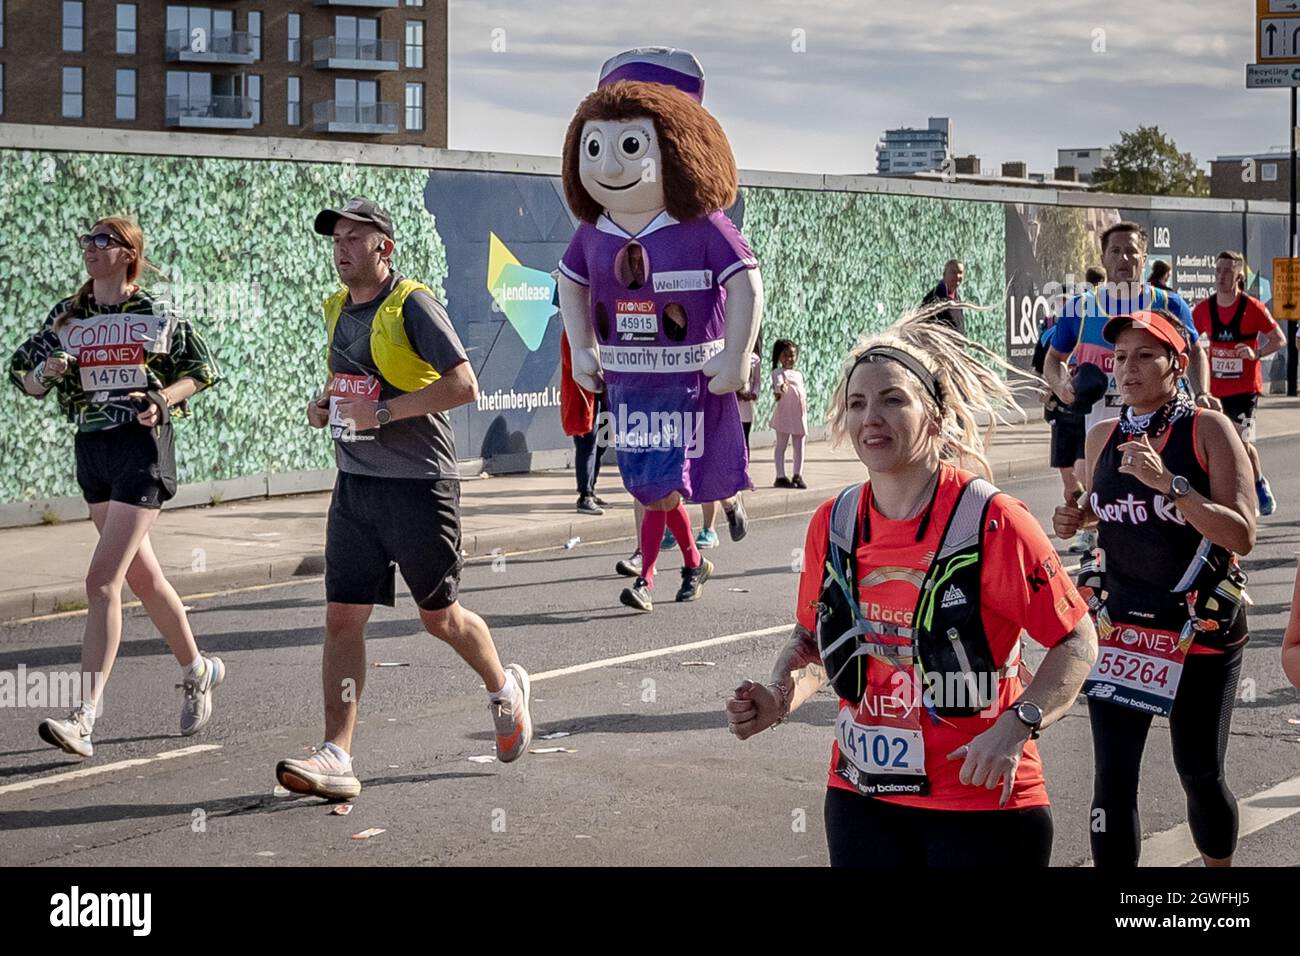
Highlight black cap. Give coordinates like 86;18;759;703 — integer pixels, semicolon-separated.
314;197;395;239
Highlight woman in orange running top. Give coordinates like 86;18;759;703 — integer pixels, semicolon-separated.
726;311;1098;867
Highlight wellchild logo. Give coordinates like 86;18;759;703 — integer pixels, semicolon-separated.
0;666;102;713
50;886;151;936
593;404;706;460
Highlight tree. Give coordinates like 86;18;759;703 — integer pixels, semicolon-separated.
1091;126;1210;197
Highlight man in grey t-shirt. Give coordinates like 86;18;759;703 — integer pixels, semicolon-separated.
275;198;533;801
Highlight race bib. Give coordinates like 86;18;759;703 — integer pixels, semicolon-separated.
1210;345;1243;379
329;373;380;440
616;300;658;342
834;677;929;797
1082;620;1186;717
77;344;146;392
59;313;171;395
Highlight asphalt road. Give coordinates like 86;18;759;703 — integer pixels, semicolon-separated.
2;439;1299;867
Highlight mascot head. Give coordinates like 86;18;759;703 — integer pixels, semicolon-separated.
562;47;738;225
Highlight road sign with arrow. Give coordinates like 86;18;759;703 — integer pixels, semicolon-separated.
1260;0;1300;63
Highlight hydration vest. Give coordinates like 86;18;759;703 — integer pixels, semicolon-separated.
816;476;1021;718
323;278;442;393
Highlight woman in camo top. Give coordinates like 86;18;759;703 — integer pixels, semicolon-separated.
8;216;225;758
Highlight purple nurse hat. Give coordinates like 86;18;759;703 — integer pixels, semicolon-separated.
597;47;705;103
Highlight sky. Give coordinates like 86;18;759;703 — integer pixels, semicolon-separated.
446;0;1287;177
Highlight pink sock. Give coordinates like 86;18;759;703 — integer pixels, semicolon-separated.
639;509;668;587
665;503;701;569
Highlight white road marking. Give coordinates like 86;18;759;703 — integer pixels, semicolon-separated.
0;744;222;797
1137;772;1300;867
531;624;789;682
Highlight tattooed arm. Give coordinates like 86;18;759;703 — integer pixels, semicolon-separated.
726;623;826;740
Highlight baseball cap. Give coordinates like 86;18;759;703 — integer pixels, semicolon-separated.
1102;309;1188;355
313;197;394;240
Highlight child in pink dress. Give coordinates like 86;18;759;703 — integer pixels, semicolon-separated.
769;338;807;488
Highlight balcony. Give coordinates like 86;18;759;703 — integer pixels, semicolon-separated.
313;37;400;71
315;1;399;7
165;94;256;129
313;100;399;134
166;29;256;64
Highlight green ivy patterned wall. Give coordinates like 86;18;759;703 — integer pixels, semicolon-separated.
0;150;447;506
0;149;1002;506
741;188;1006;433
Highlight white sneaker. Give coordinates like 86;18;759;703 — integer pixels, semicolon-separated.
178;656;225;736
39;709;94;758
491;664;533;763
276;745;362;801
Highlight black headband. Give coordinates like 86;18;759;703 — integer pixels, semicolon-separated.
844;347;944;408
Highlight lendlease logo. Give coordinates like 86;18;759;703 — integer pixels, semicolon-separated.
486;233;556;352
50;886;151;936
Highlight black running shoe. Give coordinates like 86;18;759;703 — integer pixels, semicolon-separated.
774;477;794;489
592;494;610;507
724;496;748;542
576;495;604;515
791;475;807;489
675;557;714;602
620;576;653;611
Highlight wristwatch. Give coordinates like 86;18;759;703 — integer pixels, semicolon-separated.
375;401;391;427
1012;700;1043;739
1167;474;1191;500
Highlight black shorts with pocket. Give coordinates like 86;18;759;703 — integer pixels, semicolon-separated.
325;471;464;611
74;422;178;509
1049;419;1087;469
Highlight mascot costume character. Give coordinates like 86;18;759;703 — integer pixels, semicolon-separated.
557;47;763;612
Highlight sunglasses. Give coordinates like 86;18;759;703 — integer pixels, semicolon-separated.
78;233;127;250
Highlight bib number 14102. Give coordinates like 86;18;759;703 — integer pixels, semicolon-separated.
835;710;925;775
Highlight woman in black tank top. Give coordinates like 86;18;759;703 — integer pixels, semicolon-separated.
1054;309;1256;868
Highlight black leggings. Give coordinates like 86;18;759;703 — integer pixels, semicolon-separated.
1089;643;1244;867
823;788;1054;867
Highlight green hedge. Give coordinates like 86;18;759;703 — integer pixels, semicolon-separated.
0;150;447;504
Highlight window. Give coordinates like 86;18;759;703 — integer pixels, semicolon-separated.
405;81;423;130
166;6;233;54
336;77;377;122
405;20;424;69
336;16;377;58
116;68;136;120
248;11;261;60
287;13;301;62
1;0;5;49
287;76;300;126
1263;163;1280;183
248;74;260;124
405;0;424;6
116;4;136;54
0;64;4;115
63;1;83;52
62;66;83;118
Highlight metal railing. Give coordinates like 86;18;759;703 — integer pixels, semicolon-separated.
313;100;399;130
312;36;400;64
165;94;254;122
165;28;253;58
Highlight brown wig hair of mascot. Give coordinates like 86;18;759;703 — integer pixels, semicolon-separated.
562;80;738;225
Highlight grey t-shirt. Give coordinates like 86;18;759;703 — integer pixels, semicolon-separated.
328;273;469;479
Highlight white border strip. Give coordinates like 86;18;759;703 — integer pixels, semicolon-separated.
0;744;222;797
531;623;789;682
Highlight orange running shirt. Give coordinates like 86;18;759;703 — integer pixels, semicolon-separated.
795;464;1087;811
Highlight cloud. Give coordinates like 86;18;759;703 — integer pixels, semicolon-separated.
448;0;1278;176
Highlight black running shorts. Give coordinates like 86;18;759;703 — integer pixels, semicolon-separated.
74;422;178;509
1050;419;1087;469
325;472;464;611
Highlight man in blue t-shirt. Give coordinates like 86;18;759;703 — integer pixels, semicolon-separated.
1044;221;1211;438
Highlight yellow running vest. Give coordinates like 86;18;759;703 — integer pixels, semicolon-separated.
323;278;442;393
